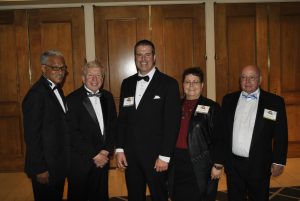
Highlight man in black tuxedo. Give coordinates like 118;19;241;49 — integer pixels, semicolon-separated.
116;39;181;201
22;50;69;201
222;65;288;201
67;60;117;201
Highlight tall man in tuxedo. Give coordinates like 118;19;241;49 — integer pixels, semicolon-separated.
67;60;117;201
222;65;288;201
22;50;69;201
116;39;181;201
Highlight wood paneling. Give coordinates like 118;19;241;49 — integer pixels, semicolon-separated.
269;3;300;157
215;2;300;157
27;8;86;95
0;8;85;171
94;6;149;108
0;10;29;171
151;4;206;95
94;5;205;195
215;3;269;103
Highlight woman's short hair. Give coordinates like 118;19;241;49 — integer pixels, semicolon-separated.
182;67;204;83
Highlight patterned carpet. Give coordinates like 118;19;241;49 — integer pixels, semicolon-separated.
109;186;300;201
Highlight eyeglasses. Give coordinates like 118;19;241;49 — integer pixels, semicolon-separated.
183;81;201;86
44;64;67;72
240;75;258;82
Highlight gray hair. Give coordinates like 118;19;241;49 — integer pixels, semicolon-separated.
82;60;105;76
40;50;64;65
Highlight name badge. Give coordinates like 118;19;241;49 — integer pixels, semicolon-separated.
263;109;277;121
196;105;210;114
123;97;134;107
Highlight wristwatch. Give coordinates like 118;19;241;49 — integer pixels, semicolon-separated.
213;164;223;170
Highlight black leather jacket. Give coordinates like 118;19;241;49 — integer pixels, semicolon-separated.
169;96;224;196
188;96;223;166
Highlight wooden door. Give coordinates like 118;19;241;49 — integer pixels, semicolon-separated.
269;3;300;157
215;3;300;157
94;4;205;196
27;7;86;95
0;10;30;171
0;8;85;171
94;6;149;108
215;3;269;104
151;4;206;95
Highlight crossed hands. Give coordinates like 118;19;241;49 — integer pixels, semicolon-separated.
93;150;109;168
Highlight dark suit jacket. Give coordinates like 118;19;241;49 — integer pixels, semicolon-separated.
22;76;69;179
66;86;117;162
116;68;181;160
221;89;288;177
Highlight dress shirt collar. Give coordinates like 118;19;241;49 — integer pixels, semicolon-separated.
45;77;56;90
240;88;260;100
138;67;156;82
84;85;100;94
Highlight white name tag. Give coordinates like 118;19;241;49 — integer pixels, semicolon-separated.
123;97;134;107
196;105;210;114
263;109;277;121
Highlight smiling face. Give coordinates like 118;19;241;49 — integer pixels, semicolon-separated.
183;74;204;100
82;66;104;93
240;65;261;94
135;45;156;75
41;55;66;84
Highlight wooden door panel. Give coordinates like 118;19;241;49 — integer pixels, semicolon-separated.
152;4;205;95
215;4;268;103
269;3;300;157
0;10;29;171
94;6;149;108
28;8;86;95
226;16;256;91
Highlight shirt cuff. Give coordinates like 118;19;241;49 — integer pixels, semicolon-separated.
273;163;285;166
115;148;124;153
159;155;170;163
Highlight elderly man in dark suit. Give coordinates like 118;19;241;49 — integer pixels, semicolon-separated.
222;64;288;201
22;50;69;201
116;39;181;201
67;60;117;201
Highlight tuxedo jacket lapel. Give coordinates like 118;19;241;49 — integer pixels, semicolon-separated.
100;95;107;141
249;91;265;153
82;95;101;135
41;76;66;114
136;70;160;110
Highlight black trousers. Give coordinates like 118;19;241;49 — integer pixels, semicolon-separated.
31;175;65;201
227;155;271;201
172;148;218;201
125;151;168;201
68;154;109;201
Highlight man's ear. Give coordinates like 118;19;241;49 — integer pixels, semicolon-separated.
41;65;46;73
259;75;262;85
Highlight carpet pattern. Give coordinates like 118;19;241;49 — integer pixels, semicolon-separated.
109;186;300;201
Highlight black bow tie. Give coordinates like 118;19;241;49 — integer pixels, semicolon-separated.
87;92;102;97
137;75;149;82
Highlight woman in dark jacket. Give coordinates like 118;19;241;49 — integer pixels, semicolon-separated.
169;67;225;201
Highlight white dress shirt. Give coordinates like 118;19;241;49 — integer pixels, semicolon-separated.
135;67;156;108
116;67;170;162
85;86;104;135
48;79;66;113
232;89;260;157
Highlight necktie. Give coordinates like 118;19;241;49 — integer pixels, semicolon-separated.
137;75;150;82
87;92;102;97
242;92;257;100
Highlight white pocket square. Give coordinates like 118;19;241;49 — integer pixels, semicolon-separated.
153;95;161;99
